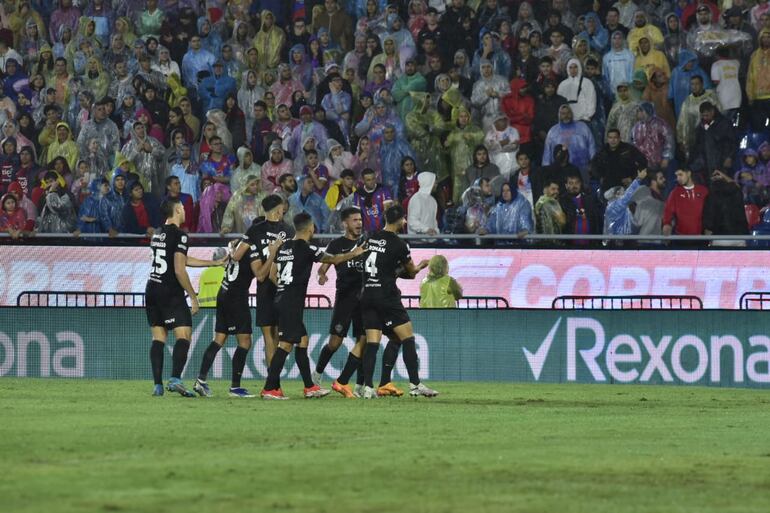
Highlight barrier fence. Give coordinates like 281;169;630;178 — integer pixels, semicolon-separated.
1;308;769;388
552;296;703;310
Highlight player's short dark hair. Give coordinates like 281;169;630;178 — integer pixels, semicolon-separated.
340;168;355;179
261;194;284;213
165;175;179;187
361;168;376;177
341;206;362;221
161;198;180;218
385;204;405;224
293;211;313;231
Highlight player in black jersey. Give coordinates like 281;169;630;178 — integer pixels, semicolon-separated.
146;199;225;397
357;205;438;399
312;207;367;397
261;212;365;400
192;198;287;398
229;195;294;369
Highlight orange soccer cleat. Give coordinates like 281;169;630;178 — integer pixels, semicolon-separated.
332;380;356;398
376;382;404;397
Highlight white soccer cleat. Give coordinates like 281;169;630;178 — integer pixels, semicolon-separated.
311;370;322;386
362;386;375;399
353;384;364;398
409;383;439;397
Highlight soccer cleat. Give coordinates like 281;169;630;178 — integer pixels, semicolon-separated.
152;384;164;396
229;387;255;398
353;384;364;398
261;388;288;400
304;384;331;398
332;380;355;398
362;386;376;399
166;378;195;397
409;382;439;397
193;379;212;397
311;370;322;386
377;382;404;397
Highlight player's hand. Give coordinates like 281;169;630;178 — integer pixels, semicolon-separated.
351;243;366;257
417;259;429;271
268;235;285;252
318;273;328;285
191;296;200;316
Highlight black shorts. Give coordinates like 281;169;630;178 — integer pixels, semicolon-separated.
329;289;364;339
361;296;410;333
255;284;279;327
145;283;192;329
275;295;307;344
215;289;252;335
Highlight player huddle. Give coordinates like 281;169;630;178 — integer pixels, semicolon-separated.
144;194;438;400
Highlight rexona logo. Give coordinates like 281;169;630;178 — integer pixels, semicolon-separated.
523;317;770;385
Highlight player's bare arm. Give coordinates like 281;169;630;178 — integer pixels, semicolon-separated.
255;236;285;282
401;258;430;279
174;252;201;315
317;262;331;285
268;261;278;286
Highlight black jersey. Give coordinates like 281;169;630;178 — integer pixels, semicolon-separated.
362;230;411;300
243;218;295;291
220;240;260;297
147;224;188;294
275;239;325;300
325;235;365;293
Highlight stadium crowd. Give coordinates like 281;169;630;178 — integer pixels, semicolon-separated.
0;0;769;244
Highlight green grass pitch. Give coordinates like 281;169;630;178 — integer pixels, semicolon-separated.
1;379;769;513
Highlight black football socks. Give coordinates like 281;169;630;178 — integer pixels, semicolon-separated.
315;343;336;374
150;340;164;385
294;347;315;388
379;340;400;387
198;341;221;381
171;339;190;379
265;347;289;390
362;342;379;388
337;353;360;385
401;337;420;386
231;346;249;388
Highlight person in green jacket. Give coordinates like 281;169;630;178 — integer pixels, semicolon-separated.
391;57;427;121
419;255;463;308
444;107;484;204
197;247;227;307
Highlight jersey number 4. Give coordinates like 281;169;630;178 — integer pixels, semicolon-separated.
153;249;168;274
279;262;293;285
364;252;377;277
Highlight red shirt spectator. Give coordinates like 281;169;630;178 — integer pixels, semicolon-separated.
663;169;709;235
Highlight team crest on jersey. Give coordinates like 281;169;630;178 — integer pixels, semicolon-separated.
335;323;344;334
158;233;166;241
181;235;188;244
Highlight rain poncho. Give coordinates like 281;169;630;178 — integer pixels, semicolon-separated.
197;17;223;56
669;49;712;117
231;147;261;193
604;178;642;235
634;39;671;78
354;103;405;149
606;92;641;142
445;111;484;204
222;175;266;233
200;70;238;112
136;5;163;38
77;115;120;161
471;31;512;80
471;65;511;130
324;140;355;180
391;70;427;121
237;70;265;140
289;44;313;90
379;14;416;54
289;120;329;160
81;56;109;100
379;133;416;199
642;67;677;129
368;35;405;82
77;178;104;233
404;92;449;183
557;59;597;122
289;178;331;233
631;102;675;167
486;189;534;235
98;171;129;232
321;88;353;141
580;12;609;53
260;146;293;193
664;12;687;66
37;185;77;234
181;45;216;91
120;124;165;194
419;256;462;309
535;195;566;235
270;65;304;107
407;172;438;235
49;1;81;43
747;29;770;102
46;122;79;171
501;78;535;144
627;11;664;54
197;183;231;233
676;89;721;157
484;121;520;178
542;113;597;176
253;10;286;70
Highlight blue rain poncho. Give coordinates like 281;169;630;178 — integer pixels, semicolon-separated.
669;49;712;117
378;132;416;199
603;178;642;235
486;190;533;235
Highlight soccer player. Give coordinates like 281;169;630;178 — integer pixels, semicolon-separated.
229;194;293;368
261;212;366;400
312;207;367;397
193;209;285;398
146;199;225;397
353;204;438;399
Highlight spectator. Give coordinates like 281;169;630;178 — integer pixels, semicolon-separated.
197;248;227;308
628;10;664;54
632;168;667;241
419;255;463;308
324;140;355;180
591;128;648;193
710;47;742;121
533;78;567;152
734;149;770;206
471;59;510;130
77;178;106;234
98;172;129;236
232;147;261;194
669;49;712;117
392;57;427;121
445;107;484;204
180;35;216;92
560;172;602;239
747;29;770;130
398;156;420;207
121;180;160;236
289;176;331;233
482;181;533;240
352;167;393;232
511;152;538;211
77;99;120;165
606;82;641;141
326;168;357;210
223;93;247;152
197;182;231;233
631;102;674;173
312;0;354;53
642;67;677;129
200;135;236;186
164;175;195;232
703;169;749;245
46;121;78;171
689;102;737;179
322;73;353;139
261;142;292;194
603;168;646;236
37;170;78;234
379;123;416;199
465;145;502;197
302;149;330;197
407;171;439;235
634;36;670;79
542;104;596;182
485;114;521;181
663;168;708;237
0;191;27;238
535;177;567;235
676;76;721;162
121;120;165;194
222;174;266;234
6;181;36;231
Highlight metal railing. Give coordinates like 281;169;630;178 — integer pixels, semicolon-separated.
552;295;703;310
17;291;332;309
400;295;509;309
739;291;770;310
